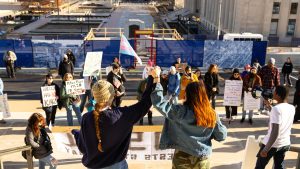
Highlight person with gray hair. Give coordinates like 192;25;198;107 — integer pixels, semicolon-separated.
58;54;74;79
72;68;157;168
167;66;181;104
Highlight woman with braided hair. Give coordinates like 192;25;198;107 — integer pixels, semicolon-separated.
72;67;158;169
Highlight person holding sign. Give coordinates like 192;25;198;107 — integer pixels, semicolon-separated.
107;63;127;108
60;73;82;126
150;69;227;169
40;74;60;126
204;64;219;109
223;69;242;122
241;67;262;124
72;68;155;169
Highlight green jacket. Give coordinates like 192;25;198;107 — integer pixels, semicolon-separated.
60;82;77;107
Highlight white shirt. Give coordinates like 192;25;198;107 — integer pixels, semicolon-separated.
262;103;295;148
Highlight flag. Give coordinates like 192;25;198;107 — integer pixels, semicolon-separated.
119;34;142;65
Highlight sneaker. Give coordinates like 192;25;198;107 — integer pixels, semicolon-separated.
249;119;253;125
222;117;230;122
283;84;286;86
240;118;245;123
0;119;6;124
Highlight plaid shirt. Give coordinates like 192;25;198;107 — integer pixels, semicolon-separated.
258;65;280;89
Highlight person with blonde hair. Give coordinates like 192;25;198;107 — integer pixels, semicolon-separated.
25;113;57;169
150;67;227;169
72;70;155;168
60;73;81;126
178;65;198;100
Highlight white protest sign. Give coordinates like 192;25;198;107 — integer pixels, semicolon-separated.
244;92;261;111
0;94;10;118
66;79;85;95
223;80;243;106
83;52;102;77
52;131;174;160
41;86;57;107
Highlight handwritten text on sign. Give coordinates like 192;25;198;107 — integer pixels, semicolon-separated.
243;92;261;111
223;80;243;106
66;79;85;95
83;52;103;77
41;86;57;107
52;132;174;160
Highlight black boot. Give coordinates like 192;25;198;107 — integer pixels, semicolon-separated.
139;118;143;125
148;111;153;125
240;118;245;123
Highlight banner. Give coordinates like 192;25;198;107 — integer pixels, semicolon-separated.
41;86;57;107
66;79;85;95
52;131;174;160
243;92;261;111
83;52;102;77
0;94;10;118
223;80;243;106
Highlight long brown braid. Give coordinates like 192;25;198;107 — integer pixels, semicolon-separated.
93;102;107;152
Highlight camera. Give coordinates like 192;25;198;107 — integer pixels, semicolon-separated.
261;89;273;100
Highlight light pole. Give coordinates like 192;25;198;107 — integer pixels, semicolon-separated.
217;0;222;40
77;17;85;34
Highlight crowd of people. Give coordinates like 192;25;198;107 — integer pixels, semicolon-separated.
16;54;299;169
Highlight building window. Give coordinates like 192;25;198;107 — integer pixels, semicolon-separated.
290;3;298;14
287;19;296;36
270;19;278;35
273;2;280;14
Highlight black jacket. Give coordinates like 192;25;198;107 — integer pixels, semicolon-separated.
107;71;127;95
67;52;76;66
58;61;74;77
282;62;293;74
204;72;219;96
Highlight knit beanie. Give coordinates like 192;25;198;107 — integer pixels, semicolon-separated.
233;68;239;74
92;80;115;104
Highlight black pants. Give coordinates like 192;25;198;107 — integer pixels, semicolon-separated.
43;106;57;126
283;73;291;85
255;144;290;169
5;62;15;78
112;97;122;108
139;110;153;124
225;106;237;118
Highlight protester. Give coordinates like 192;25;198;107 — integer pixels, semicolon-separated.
253;59;262;72
179;66;198;100
79;65;92;113
223;69;242;122
151;68;227;168
255;86;294;169
241;67;262;124
3;50;17;78
72;69;155;168
282;57;293;87
107;63;127;108
167;66;180;105
172;57;185;75
258;58;280;113
172;57;181;67
241;64;251;79
58;55;74;79
40;74;60;126
60;73;82;126
160;70;169;96
142;60;153;79
112;57;121;67
25;113;58;169
0;78;5;124
293;72;300;123
137;78;153;125
66;49;76;67
194;68;202;81
204;64;219;109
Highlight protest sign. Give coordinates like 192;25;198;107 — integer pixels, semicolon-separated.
51;126;174;160
244;91;261;111
83;52;102;77
41;86;57;107
0;94;10;118
223;80;243;106
66;79;85;95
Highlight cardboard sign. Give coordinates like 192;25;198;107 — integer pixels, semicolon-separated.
41;86;57;107
243;92;261;111
66;79;85;95
223;80;243;106
83;52;102;77
0;94;10;118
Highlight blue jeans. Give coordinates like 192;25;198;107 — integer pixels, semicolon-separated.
80;90;92;113
39;155;57;169
88;160;128;169
66;104;82;126
255;144;290;169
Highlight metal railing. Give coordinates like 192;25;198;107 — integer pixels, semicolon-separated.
0;145;33;169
